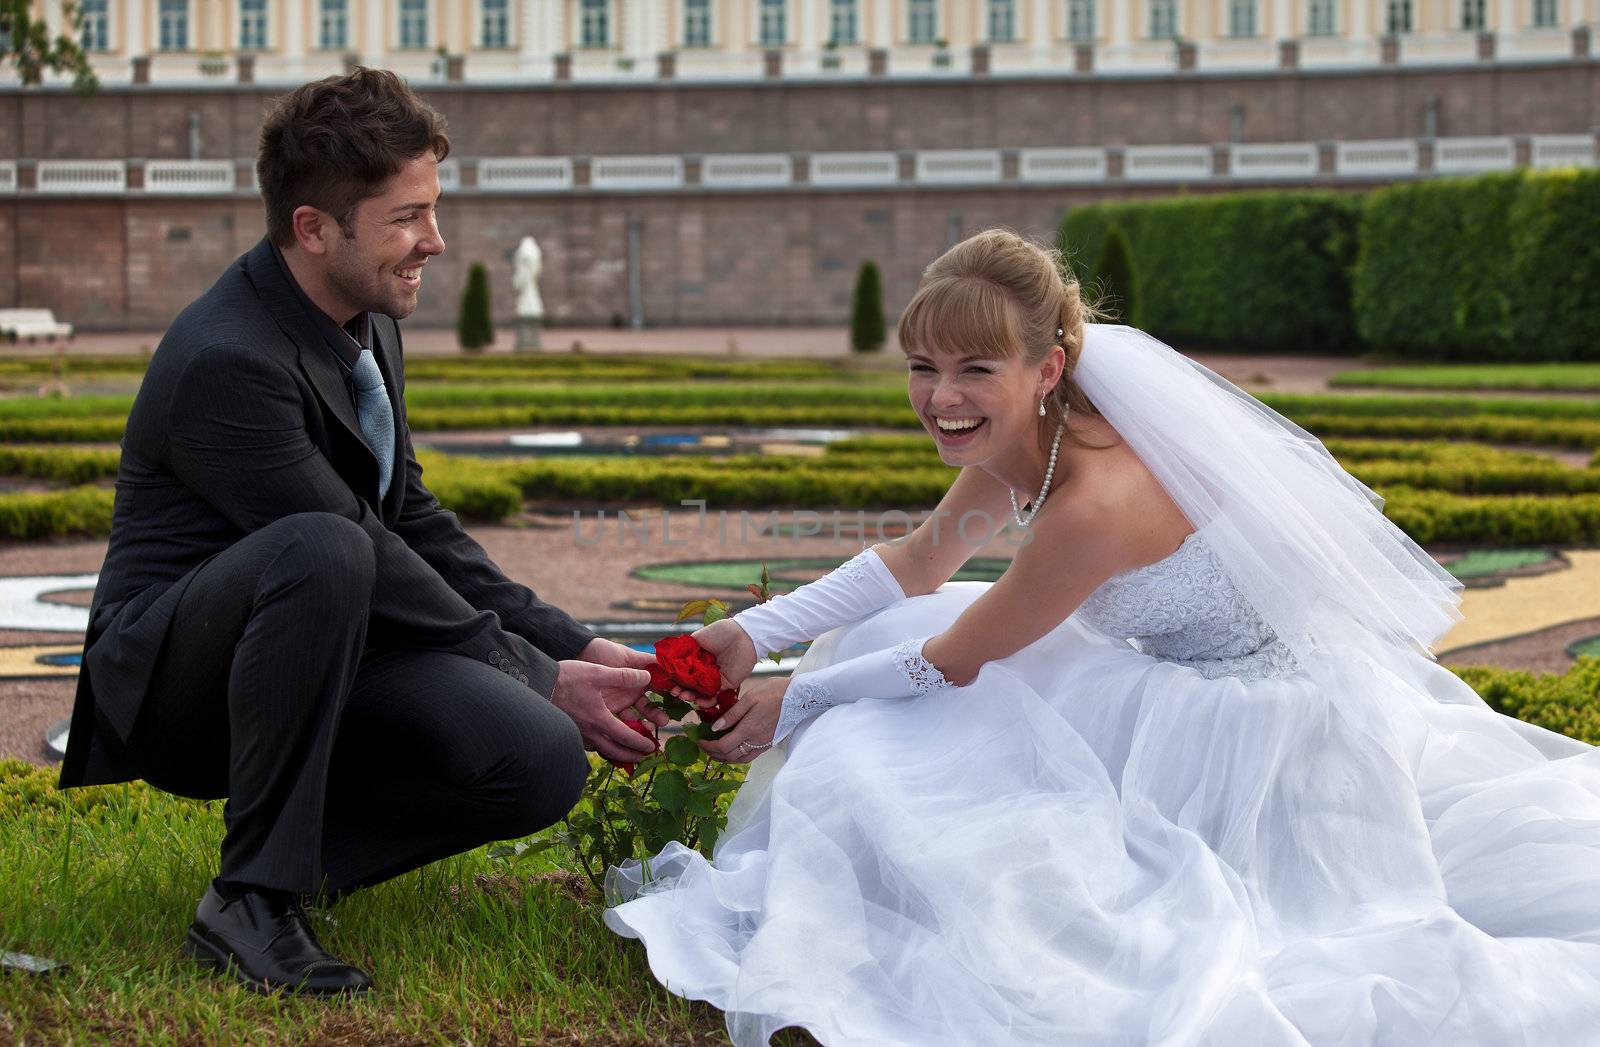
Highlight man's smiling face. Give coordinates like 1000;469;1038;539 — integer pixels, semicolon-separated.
323;152;445;321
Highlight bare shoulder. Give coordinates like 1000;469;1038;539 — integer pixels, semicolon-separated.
1023;438;1194;577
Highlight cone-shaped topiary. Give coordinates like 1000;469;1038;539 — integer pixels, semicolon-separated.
1092;225;1139;326
850;261;886;353
457;262;494;352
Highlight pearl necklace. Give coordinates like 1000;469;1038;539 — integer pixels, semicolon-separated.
1010;421;1066;528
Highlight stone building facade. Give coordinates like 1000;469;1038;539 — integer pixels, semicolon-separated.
2;8;1597;329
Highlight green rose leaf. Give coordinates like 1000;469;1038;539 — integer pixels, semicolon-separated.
665;735;701;766
653;770;690;815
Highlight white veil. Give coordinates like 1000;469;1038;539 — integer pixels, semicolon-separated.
1072;324;1463;665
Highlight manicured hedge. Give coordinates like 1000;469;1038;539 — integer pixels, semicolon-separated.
1330;363;1600;393
1453;658;1600;745
0;486;115;540
403;355;849;383
0;417;129;443
1354;168;1600;360
1352;174;1522;360
403;381;903;410
1059;191;1361;351
0;446;120;483
1378;487;1600;545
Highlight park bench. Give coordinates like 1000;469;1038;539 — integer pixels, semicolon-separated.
0;309;74;342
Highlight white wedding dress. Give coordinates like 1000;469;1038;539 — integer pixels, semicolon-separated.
604;325;1600;1044
606;535;1600;1046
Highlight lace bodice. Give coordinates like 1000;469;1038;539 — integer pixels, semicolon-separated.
1079;532;1301;681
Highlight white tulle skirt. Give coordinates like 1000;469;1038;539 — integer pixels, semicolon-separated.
603;583;1600;1045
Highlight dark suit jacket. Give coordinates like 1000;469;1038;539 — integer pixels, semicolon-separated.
60;238;594;788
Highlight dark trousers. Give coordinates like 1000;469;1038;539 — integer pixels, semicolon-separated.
125;512;589;896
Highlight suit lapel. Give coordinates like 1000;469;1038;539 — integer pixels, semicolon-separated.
242;239;373;466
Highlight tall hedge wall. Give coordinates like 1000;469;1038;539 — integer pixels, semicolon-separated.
1058;191;1361;352
1354;168;1600;361
1060;170;1600;360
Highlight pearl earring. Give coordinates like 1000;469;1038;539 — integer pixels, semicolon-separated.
1038;397;1046;417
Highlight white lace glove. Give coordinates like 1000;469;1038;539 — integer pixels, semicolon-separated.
733;547;906;659
772;636;950;744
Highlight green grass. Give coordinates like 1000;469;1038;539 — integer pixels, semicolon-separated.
0;760;735;1046
1331;363;1600;392
1441;548;1556;578
9;656;1600;1041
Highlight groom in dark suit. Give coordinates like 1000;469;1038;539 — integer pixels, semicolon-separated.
58;68;660;995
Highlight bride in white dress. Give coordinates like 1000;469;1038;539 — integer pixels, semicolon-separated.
603;230;1600;1045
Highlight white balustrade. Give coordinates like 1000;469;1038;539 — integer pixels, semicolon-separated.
143;160;236;195
1335;139;1419;177
1229;142;1319;180
699;153;793;188
36;160;126;193
436;158;461;192
1123;145;1212;181
1017;148;1107;183
914;149;1002;185
808;151;899;187
1531;134;1596;169
0;161;15;194
590;155;684;191
476;156;574;192
1433;136;1515;174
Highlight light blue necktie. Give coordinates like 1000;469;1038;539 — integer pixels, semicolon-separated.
352;349;394;499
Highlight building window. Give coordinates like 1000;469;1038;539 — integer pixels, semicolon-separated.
1307;0;1335;34
1386;0;1413;32
1531;0;1558;26
158;0;188;49
398;0;427;47
1149;0;1177;38
759;0;786;45
1228;0;1256;36
828;0;857;44
318;0;347;48
908;0;937;42
239;0;268;49
988;0;1016;41
1460;0;1485;28
684;0;711;45
580;0;608;47
1067;0;1095;41
80;0;111;50
481;0;509;47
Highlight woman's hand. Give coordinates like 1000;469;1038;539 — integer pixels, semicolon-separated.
698;677;786;764
693;617;759;692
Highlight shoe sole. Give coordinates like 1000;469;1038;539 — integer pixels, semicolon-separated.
183;926;370;998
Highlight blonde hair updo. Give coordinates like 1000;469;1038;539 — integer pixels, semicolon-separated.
897;229;1101;450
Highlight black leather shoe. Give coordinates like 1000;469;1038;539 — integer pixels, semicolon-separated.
184;884;373;996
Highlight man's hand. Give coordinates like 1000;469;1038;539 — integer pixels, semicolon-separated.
550;660;655;762
692;618;759;693
698;677;785;764
577;636;669;727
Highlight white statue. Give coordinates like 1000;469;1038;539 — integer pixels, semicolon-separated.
512;236;544;320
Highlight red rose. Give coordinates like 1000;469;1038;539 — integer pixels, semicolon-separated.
610;717;658;777
714;688;739;718
651;634;723;700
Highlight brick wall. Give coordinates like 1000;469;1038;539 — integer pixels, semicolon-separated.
2;61;1596;330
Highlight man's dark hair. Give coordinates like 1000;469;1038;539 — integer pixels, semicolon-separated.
257;67;450;247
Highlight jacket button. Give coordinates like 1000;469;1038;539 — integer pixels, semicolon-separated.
488;650;501;666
